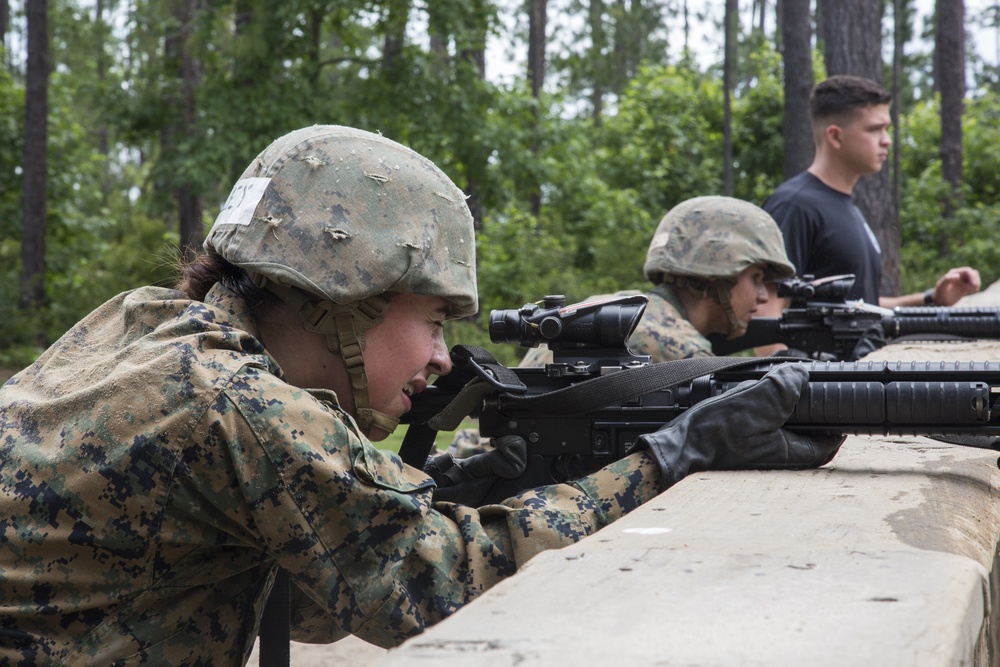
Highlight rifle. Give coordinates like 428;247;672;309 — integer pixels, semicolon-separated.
400;294;1000;501
707;274;1000;361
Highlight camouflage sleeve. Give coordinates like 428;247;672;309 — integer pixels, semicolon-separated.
210;366;659;648
627;292;714;361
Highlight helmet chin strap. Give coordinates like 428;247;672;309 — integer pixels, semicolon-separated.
707;280;745;340
251;275;398;436
666;275;744;338
308;296;400;437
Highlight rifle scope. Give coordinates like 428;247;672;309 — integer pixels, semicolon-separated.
778;274;856;304
489;294;648;350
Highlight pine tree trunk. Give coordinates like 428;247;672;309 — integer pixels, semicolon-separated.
589;0;605;122
528;0;547;100
0;0;9;57
821;0;901;297
937;0;965;221
723;0;738;196
528;0;547;216
780;0;814;179
22;0;49;335
892;0;904;221
179;0;203;260
460;4;488;228
382;0;409;77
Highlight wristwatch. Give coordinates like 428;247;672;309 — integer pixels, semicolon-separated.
923;288;935;305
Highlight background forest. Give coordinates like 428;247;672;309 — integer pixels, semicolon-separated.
3;0;1000;372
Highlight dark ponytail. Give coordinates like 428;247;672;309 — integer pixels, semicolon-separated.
176;253;278;315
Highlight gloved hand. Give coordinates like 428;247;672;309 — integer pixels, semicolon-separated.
633;363;845;491
425;435;528;505
846;322;887;361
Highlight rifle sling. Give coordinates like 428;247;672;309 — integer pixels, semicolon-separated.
502;355;786;416
399;346;523;465
258;567;290;667
397;423;438;468
430;348;800;431
427;346;526;432
428;381;499;432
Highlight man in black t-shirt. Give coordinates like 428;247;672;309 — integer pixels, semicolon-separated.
764;171;882;304
755;75;980;355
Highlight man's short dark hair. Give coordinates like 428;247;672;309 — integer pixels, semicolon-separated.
809;75;892;124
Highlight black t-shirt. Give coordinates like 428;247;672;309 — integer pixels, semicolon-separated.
763;172;882;304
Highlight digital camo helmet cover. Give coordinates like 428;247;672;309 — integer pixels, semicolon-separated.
643;196;795;286
205;124;478;318
205;125;477;436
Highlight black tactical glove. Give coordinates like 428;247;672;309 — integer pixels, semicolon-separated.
846;322;888;361
425;435;528;505
634;363;845;491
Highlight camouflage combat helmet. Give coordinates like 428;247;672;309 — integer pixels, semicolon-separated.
644;196;794;286
205;125;478;435
643;196;794;338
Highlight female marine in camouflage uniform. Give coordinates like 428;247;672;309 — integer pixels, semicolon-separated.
0;127;835;665
0;127;659;664
521;196;795;366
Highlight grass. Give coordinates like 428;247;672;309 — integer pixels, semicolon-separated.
381;418;479;455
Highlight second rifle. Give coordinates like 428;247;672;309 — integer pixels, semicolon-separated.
708;274;1000;360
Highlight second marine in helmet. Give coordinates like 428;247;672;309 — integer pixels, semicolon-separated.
643;196;794;340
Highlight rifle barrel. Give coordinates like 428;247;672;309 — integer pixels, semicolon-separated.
887;308;1000;339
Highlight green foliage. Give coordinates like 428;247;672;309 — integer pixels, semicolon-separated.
731;45;785;203
478;84;554;211
897;92;1000;293
600;63;724;213
960;92;1000;203
474;110;652;339
0;59;23;244
476;204;576;316
0;63;178;353
6;0;1000;371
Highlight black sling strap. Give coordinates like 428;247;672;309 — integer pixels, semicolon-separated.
494;354;785;416
398;345;522;468
400;346;790;467
258;567;290;667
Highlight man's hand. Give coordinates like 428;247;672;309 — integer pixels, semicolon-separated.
880;266;981;309
932;266;981;306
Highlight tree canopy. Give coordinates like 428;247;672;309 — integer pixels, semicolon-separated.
3;0;999;368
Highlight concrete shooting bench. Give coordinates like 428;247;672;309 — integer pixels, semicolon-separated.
370;283;1000;667
254;281;1000;667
